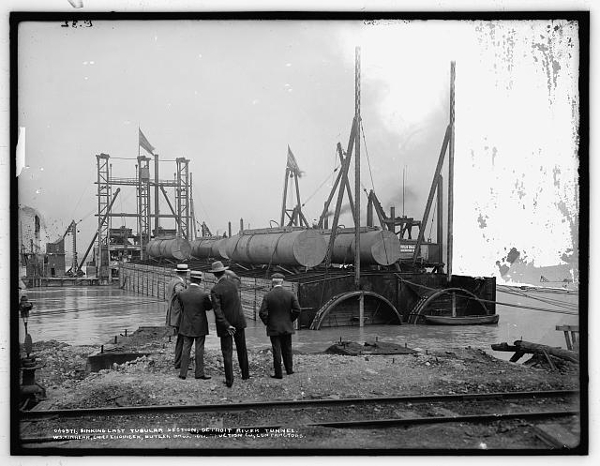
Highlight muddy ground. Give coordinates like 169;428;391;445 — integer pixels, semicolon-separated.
18;327;582;452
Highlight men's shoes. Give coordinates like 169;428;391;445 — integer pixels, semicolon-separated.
270;375;283;379
286;371;295;375
195;375;211;380
178;375;186;380
224;381;233;388
242;376;251;380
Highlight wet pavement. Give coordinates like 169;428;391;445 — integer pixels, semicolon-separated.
18;283;579;361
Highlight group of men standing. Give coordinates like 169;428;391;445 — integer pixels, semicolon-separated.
165;261;300;388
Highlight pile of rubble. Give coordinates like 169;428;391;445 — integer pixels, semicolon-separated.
23;331;579;412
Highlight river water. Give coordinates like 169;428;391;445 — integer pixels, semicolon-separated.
19;283;579;361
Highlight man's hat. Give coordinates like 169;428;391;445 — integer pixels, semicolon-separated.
174;264;189;273
271;272;285;280
209;261;229;273
190;271;203;280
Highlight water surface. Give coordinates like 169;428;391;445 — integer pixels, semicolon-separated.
19;283;579;361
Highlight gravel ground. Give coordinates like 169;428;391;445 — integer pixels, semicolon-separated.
18;327;582;451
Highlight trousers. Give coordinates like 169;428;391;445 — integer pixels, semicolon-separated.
219;328;249;386
173;331;184;369
180;335;206;378
270;333;293;377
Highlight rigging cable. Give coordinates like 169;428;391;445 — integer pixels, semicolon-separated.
301;163;341;207
190;178;213;231
360;118;392;264
399;277;578;315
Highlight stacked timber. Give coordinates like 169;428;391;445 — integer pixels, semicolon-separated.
146;237;191;261
324;229;402;266
225;229;327;267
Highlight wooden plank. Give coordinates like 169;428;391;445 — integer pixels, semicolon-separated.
533;423;580;449
516;340;579;363
556;325;579;332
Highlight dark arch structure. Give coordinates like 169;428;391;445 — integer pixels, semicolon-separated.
309;290;403;330
407;287;490;324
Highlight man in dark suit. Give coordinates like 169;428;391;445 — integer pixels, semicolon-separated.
209;261;249;387
176;270;213;380
165;263;188;369
259;272;301;379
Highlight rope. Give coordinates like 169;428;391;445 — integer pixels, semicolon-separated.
398;277;578;316
497;285;578;310
191;178;213;229
301;164;341;208
70;175;94;223
360;118;393;264
360;119;376;190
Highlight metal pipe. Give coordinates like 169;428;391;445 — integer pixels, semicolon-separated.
324;229;401;266
190;237;228;260
225;229;327;268
146;237;191;261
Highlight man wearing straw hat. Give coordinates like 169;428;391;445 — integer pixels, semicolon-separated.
176;270;213;380
259;272;301;379
166;263;188;369
209;261;249;387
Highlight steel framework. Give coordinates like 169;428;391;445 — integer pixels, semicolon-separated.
94;152;192;272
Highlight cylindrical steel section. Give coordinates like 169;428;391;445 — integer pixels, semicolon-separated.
225;230;327;267
146;238;191;261
190;238;213;259
190;237;229;260
325;229;401;265
211;238;229;260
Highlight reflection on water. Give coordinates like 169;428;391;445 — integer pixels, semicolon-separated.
19;284;579;360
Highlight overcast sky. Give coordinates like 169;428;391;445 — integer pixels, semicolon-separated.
17;17;580;278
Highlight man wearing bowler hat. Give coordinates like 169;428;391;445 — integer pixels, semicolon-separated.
166;263;188;369
259;272;301;379
209;261;249;387
176;270;213;380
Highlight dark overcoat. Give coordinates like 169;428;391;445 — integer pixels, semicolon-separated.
211;277;247;337
259;286;301;336
177;285;213;337
165;276;186;327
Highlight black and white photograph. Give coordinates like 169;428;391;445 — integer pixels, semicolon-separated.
4;1;589;459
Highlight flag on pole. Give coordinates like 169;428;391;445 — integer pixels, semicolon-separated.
139;128;155;154
286;146;303;177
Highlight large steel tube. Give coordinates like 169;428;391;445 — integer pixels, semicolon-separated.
146;238;192;261
190;237;229;260
225;229;327;267
211;238;229;260
325;229;401;266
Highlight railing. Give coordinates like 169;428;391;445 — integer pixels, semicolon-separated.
119;262;298;321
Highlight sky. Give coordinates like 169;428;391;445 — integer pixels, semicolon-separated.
16;16;580;282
